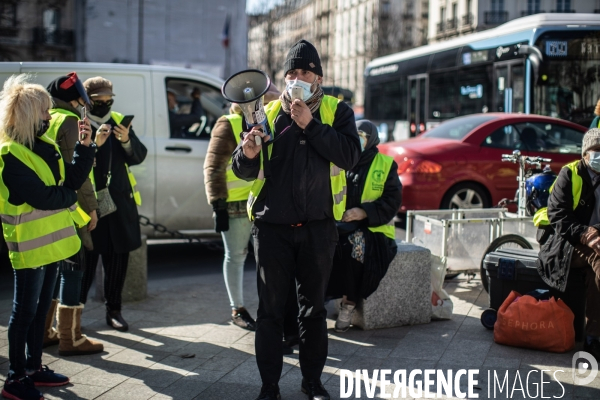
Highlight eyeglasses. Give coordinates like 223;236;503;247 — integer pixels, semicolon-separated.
358;130;370;139
93;99;114;107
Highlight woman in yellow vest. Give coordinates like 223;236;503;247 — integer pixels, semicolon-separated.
326;120;402;333
42;72;104;357
78;77;148;332
203;84;281;331
0;74;94;399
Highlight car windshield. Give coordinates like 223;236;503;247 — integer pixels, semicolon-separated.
422;115;498;140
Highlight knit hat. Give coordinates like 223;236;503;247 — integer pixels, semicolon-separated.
83;76;115;97
582;128;600;156
283;40;323;77
46;72;91;105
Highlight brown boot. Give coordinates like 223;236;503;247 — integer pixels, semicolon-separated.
43;299;59;348
57;303;104;356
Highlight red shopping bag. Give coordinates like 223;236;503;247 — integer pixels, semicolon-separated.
494;290;575;353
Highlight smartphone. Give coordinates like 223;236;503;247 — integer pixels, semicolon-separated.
80;107;88;140
291;86;303;101
117;115;134;127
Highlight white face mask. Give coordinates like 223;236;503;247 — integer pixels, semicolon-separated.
589;151;600;172
285;78;316;101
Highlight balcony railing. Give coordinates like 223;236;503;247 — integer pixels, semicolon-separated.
436;21;445;33
484;11;508;25
402;12;413;19
521;10;545;16
462;13;474;26
33;28;74;46
446;17;457;30
551;9;575;13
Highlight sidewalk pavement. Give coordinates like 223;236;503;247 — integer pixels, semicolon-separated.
1;267;599;399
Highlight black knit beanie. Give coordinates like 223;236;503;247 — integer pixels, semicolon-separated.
283;40;323;77
47;72;86;102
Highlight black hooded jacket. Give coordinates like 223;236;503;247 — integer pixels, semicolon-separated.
232;98;361;224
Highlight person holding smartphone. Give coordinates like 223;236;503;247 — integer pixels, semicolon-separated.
79;77;148;332
43;72;105;357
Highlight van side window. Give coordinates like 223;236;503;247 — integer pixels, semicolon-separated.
166;79;227;139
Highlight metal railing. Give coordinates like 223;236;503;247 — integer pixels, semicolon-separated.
436;21;445;33
521;9;545;16
462;13;474;26
32;28;74;46
484;11;508;25
446;17;457;30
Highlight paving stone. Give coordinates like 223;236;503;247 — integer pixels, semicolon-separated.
69;366;137;387
191;382;260;400
96;382;162;400
42;383;109;399
196;355;246;372
157;374;212;399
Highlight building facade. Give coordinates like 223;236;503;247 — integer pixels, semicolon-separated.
248;0;429;108
85;0;247;79
429;0;600;43
0;0;83;62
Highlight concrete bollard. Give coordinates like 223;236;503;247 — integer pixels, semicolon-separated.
93;235;147;303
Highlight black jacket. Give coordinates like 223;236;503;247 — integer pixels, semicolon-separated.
1;138;94;210
538;160;597;291
232;99;361;224
169;98;204;138
90;116;147;254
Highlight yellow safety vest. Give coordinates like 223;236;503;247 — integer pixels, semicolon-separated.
361;153;396;239
111;111;142;206
224;114;253;202
533;160;581;227
0;135;90;269
246;96;347;221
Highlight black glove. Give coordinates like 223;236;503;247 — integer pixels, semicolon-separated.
212;199;229;232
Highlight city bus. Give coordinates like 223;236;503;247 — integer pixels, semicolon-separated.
364;13;600;142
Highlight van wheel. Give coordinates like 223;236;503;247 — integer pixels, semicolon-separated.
441;183;490;210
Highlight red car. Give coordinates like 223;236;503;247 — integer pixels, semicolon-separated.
378;113;587;213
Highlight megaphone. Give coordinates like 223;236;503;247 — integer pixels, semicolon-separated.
222;69;273;145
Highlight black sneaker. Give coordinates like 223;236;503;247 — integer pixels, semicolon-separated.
301;378;330;400
232;309;256;331
255;383;281;400
27;365;69;387
1;376;43;400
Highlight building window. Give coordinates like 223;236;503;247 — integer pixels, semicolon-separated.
0;2;17;28
527;0;541;12
555;0;571;12
43;8;59;34
491;0;504;11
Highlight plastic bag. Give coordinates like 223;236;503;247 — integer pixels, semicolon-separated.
431;255;453;320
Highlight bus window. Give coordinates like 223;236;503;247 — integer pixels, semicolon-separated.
458;65;491;116
429;71;457;119
367;79;407;121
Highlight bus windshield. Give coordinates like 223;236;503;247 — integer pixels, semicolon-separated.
422;115;497;140
534;30;600;127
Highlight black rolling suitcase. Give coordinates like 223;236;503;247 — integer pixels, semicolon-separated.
482;248;586;341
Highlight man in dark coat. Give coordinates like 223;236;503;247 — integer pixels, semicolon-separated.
541;128;600;361
232;40;360;400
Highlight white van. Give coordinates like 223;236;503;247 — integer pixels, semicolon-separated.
0;62;230;238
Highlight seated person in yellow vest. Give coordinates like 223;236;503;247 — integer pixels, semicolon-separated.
591;99;600;129
326;120;402;332
167;88;204;138
79;76;148;333
0;74;94;398
43;72;104;357
203;83;281;332
536;128;600;364
232;40;361;400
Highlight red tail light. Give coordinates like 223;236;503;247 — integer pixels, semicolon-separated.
397;158;442;175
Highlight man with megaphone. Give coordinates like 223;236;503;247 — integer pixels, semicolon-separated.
232;40;361;400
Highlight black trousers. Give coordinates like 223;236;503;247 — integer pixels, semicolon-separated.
253;218;338;385
79;239;130;311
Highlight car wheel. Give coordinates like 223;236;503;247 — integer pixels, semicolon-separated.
441;183;490;210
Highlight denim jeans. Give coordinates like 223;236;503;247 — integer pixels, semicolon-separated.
7;263;58;378
221;216;253;308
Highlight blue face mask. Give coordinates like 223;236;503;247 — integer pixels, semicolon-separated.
589;151;600;172
285;78;315;101
359;136;366;151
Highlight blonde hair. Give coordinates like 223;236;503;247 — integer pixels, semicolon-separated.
595;99;600;117
0;74;53;149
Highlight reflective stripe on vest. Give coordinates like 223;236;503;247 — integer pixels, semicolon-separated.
0;136;90;269
247;96;347;220
224;114;253;202
533;160;580;227
110;111;142;206
361;153;395;239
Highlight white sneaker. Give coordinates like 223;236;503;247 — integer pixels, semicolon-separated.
335;303;355;332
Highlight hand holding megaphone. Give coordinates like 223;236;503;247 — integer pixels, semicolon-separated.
241;127;271;160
